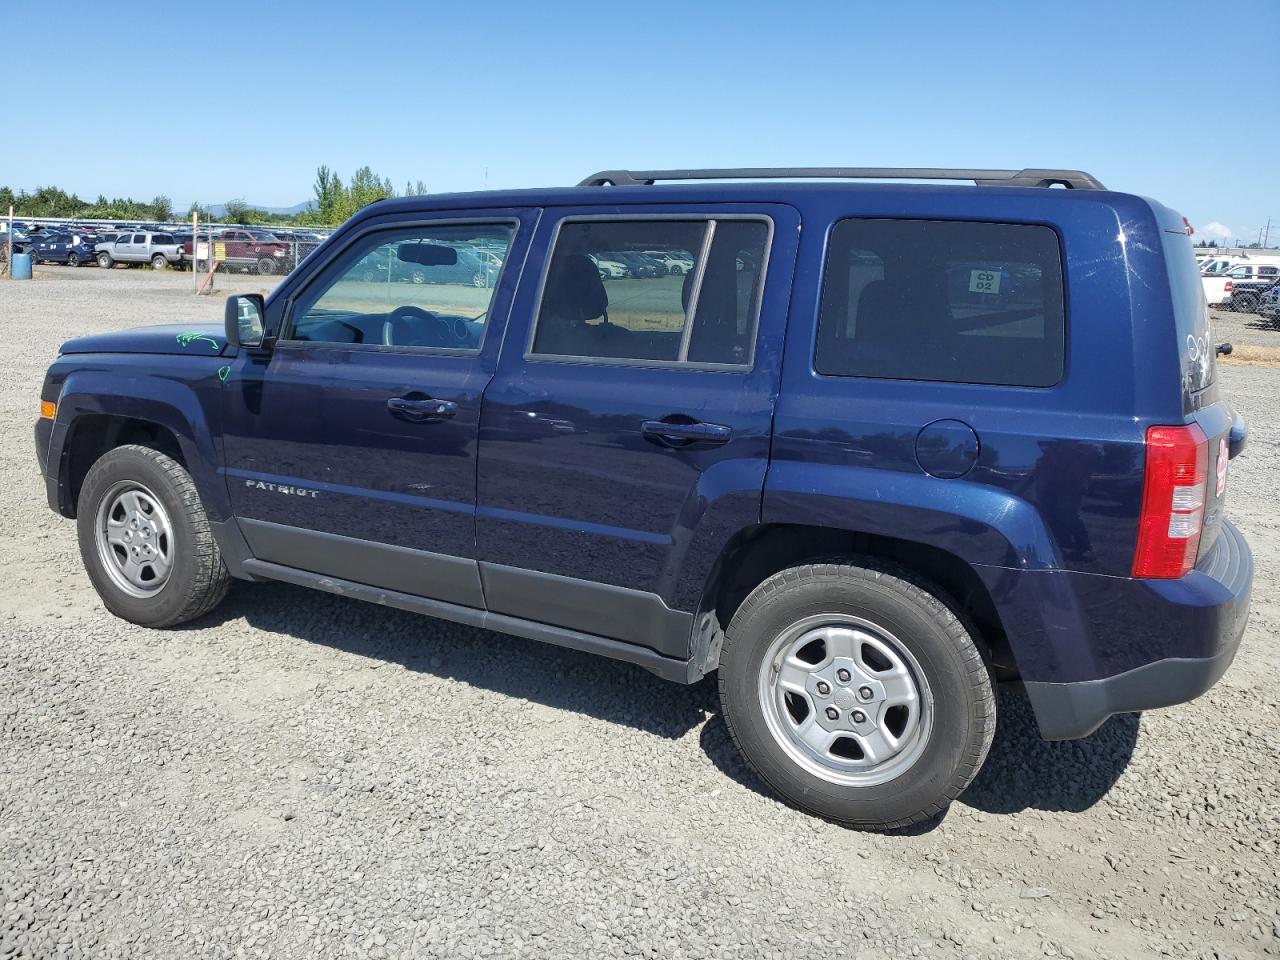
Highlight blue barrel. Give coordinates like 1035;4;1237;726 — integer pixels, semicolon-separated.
10;253;32;279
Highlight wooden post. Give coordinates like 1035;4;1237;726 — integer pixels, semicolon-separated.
192;209;199;293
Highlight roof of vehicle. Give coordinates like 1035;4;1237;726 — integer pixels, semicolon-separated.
351;167;1165;227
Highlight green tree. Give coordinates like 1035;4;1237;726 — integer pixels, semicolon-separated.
148;195;173;222
223;199;252;225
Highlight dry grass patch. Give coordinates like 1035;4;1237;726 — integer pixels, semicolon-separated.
1220;343;1280;368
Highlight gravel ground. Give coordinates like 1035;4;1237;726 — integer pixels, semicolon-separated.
1;267;1277;960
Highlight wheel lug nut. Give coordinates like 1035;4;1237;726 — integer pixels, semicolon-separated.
836;668;851;683
824;707;839;721
852;710;867;724
815;681;831;696
859;686;874;701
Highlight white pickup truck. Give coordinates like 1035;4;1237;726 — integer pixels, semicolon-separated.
95;231;186;270
1201;257;1280;308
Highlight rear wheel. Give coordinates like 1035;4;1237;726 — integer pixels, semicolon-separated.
76;445;230;627
719;560;995;830
151;254;168;270
1236;293;1260;315
66;253;80;267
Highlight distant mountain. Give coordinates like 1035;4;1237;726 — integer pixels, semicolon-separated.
201;201;313;217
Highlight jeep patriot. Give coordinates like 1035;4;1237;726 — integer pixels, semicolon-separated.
35;167;1252;828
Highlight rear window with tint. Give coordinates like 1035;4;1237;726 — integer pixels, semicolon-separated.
152;234;175;245
815;219;1066;387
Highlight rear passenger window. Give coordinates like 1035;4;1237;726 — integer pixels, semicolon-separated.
815;219;1065;387
531;218;769;367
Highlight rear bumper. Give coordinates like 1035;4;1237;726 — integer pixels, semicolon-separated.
983;519;1252;740
1024;643;1240;740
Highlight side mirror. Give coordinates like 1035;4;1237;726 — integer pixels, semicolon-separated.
225;294;266;348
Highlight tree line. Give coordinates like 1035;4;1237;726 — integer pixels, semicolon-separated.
1;165;428;227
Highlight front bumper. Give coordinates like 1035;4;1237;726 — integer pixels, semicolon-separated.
1021;520;1252;740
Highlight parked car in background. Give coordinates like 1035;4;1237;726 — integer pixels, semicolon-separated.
1258;282;1280;327
644;249;695;274
28;232;97;267
95;232;186;270
1203;259;1280;310
1200;257;1238;276
182;229;291;275
608;251;665;278
0;228;35;259
588;253;629;279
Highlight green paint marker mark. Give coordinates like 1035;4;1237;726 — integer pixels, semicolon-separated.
176;331;221;351
217;365;231;383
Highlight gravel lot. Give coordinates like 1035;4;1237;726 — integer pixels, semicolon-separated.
1;267;1277;960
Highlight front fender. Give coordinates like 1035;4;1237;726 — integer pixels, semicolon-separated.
49;363;228;521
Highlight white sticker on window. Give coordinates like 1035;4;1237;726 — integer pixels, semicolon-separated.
968;269;1001;294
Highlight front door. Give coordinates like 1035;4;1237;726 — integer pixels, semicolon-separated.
220;211;535;606
476;205;799;657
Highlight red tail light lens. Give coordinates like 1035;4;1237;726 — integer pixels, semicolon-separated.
1133;424;1209;578
1225;279;1233;293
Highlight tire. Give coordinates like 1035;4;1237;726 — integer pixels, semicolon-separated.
97;252;113;269
76;445;231;628
66;253;80;267
718;559;996;830
471;271;486;288
151;254;168;270
1236;294;1260;315
256;257;276;275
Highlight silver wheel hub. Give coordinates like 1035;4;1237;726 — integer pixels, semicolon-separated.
95;482;174;598
757;614;933;786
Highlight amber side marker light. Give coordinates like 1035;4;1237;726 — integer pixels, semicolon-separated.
39;401;56;420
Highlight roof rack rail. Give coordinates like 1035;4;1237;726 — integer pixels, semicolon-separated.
578;167;1106;190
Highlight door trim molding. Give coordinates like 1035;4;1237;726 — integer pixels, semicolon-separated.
238;518;485;609
479;562;693;660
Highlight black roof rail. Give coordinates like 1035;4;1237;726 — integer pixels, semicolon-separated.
578;167;1106;190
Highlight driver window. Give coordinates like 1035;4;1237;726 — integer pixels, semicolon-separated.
289;223;515;350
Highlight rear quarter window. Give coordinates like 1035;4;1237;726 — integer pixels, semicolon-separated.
815;219;1065;387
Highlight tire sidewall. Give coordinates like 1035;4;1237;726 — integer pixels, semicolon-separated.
76;448;206;627
721;568;988;825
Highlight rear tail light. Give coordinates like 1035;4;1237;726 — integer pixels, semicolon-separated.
1133;423;1209;578
1225;280;1233;294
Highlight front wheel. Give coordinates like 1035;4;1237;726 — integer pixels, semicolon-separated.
256;257;276;275
76;445;230;627
97;253;113;269
718;560;996;830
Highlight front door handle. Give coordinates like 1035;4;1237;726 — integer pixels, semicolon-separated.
387;396;458;423
641;418;733;447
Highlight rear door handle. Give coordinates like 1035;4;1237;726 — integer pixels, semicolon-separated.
641;418;732;447
387;396;458;422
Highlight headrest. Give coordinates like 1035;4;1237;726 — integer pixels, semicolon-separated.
545;254;608;321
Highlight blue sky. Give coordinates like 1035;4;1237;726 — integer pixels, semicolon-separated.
8;0;1277;241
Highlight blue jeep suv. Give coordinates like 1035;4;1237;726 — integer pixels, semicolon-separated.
34;167;1253;829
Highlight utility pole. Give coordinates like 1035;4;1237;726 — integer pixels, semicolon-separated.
1264;217;1272;249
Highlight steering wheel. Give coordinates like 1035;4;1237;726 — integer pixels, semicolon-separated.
382;305;451;347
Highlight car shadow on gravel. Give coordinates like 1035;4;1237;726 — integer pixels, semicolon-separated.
958;689;1139;816
698;687;1140;832
196;580;719;741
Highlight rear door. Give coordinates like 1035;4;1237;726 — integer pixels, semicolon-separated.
475;204;799;657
